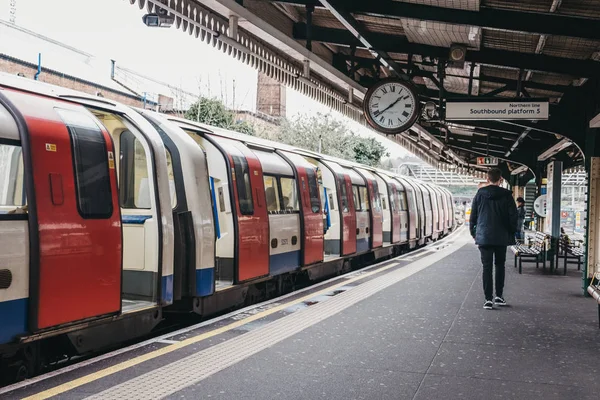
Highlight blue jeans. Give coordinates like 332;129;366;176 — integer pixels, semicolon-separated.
515;230;524;241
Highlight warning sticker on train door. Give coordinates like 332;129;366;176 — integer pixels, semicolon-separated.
108;151;115;169
45;143;57;152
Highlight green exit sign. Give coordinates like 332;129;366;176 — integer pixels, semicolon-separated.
476;157;498;166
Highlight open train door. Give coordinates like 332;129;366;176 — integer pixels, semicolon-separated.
2;90;122;331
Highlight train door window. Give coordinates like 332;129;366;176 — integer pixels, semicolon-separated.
118;131;152;209
165;150;177;209
388;186;396;213
371;181;381;212
399;190;408;211
306;168;321;213
280;177;299;212
0;143;26;215
56;108;113;219
133;139;151;208
382;197;387;210
232;155;253;215
263;175;280;213
424;192;432;211
352;185;361;211
359;186;370;211
337;175;349;213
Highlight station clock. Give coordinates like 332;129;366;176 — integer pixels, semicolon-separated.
363;78;420;134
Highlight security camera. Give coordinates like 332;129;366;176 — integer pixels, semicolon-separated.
142;10;174;28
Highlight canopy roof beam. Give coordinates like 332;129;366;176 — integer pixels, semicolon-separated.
293;24;600;78
274;0;600;41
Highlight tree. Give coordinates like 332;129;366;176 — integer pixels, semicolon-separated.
352;136;389;167
185;97;255;135
272;113;389;166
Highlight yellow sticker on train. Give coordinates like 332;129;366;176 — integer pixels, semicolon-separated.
45;143;57;152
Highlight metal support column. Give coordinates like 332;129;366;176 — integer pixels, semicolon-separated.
586;158;600;292
305;4;314;51
545;161;562;272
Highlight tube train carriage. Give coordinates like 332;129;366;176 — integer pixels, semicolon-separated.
0;73;455;380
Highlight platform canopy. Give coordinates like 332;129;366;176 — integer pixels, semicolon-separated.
126;0;600;181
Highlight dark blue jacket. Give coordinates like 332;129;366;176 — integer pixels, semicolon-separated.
470;185;518;246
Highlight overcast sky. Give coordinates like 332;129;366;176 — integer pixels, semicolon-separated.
0;0;409;157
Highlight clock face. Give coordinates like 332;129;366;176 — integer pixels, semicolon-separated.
364;79;419;134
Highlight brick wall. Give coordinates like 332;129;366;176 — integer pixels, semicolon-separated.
0;56;149;108
256;72;286;117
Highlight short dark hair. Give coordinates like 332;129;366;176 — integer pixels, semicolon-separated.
516;197;525;203
487;168;502;183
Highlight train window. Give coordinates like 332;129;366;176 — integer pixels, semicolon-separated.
280;177;299;212
231;155;253;215
166;150;177;209
0;143;26;215
424;193;432;211
118;131;151;209
58;108;113;219
388;187;396;213
305;169;321;213
371;181;382;212
337;175;349;213
359;186;370;211
401;191;409;211
133;139;151;208
382;197;387;210
352;185;361;211
263;175;280;213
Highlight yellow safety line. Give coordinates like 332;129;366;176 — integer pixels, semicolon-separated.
24;232;461;399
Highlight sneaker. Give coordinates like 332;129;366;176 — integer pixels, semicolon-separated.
483;300;493;310
494;296;507;306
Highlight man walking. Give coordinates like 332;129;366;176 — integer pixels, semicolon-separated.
470;168;517;310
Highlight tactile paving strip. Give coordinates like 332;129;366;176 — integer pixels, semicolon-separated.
86;235;468;400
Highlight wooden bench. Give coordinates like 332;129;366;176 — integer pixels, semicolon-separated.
510;231;547;274
586;273;600;329
556;234;584;275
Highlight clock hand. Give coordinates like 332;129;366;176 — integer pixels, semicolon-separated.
378;96;402;114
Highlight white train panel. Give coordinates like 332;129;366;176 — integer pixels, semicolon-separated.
268;214;301;275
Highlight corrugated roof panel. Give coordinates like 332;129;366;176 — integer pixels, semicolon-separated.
542;36;600;60
482;29;540;53
482;0;554;13
401;19;481;49
558;0;600;18
393;0;479;11
529;72;575;86
480;65;520;80
354;14;406;36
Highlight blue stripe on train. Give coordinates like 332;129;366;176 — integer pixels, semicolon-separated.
270;250;301;276
122;215;152;224
0;298;28;344
161;274;173;305
195;268;215;297
357;238;370;253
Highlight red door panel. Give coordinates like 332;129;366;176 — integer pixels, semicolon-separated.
230;144;269;282
340;174;356;256
368;179;383;248
8;91;122;330
299;167;324;266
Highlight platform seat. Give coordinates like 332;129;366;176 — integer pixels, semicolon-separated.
557;234;585;275
587;273;600;329
510;231;547;274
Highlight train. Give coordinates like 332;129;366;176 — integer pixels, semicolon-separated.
0;72;456;382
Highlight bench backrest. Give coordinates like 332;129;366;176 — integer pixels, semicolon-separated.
530;232;547;252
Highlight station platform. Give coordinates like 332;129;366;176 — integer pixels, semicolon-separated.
3;227;599;400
